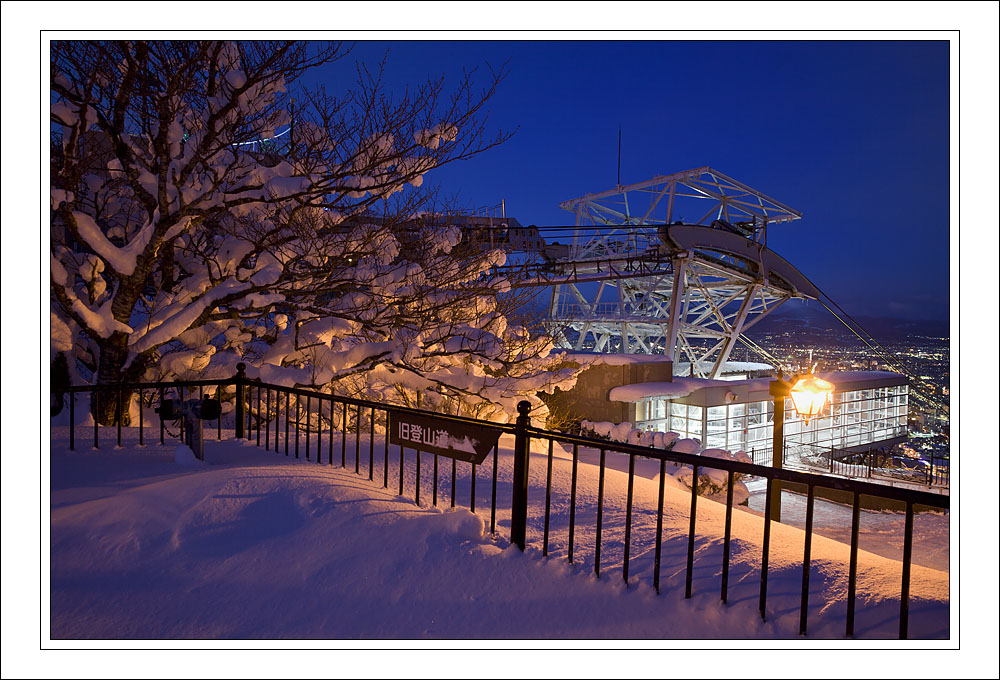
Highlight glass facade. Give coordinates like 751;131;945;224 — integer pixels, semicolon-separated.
635;384;908;453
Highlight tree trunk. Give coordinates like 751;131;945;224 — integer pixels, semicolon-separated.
51;354;71;416
92;330;149;426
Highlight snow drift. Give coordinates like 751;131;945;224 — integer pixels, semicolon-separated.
48;425;949;639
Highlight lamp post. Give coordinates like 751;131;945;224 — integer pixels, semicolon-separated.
768;371;835;522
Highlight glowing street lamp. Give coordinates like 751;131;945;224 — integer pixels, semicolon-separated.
768;371;836;522
789;374;835;425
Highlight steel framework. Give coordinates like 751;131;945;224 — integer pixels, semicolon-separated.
544;168;820;377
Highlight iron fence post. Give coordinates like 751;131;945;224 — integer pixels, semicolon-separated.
235;362;247;439
510;400;532;551
769;378;786;523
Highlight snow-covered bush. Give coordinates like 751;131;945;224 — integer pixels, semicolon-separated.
50;40;574;424
580;419;683;448
579;420;750;504
672;448;753;505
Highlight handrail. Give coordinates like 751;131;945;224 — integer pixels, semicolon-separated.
251;379;517;434
64;377;517;434
63;377;237;391
527;425;948;509
57;372;947;639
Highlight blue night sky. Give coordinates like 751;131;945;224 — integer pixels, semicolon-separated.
307;40;951;322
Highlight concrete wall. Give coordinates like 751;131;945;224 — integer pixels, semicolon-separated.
541;359;672;425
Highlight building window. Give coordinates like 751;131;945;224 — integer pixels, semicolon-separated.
629;381;907;454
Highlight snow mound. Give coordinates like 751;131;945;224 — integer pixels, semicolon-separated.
174;444;206;467
440;509;487;543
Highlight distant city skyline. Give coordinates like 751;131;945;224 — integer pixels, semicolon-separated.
306;40;951;322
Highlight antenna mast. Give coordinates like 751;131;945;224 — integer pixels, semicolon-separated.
617;126;622;186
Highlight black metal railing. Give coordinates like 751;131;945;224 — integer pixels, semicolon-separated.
224;368;516;533
925;455;950;487
59;375;232;450
59;365;516;537
748;445;775;467
55;366;949;640
518;424;947;640
748;440;949;490
797;441;950;489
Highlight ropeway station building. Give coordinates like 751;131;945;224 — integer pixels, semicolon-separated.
499;167;922;468
434;168;927;469
623;368;908;459
544;354;909;465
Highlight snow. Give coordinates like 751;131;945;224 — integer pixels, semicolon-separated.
721;361;774;371
51;252;133;339
173;443;206;467
53;41;526;410
50;311;74;355
610;381;687;400
576;417;743;500
554;351;674;367
70;210;154;277
159;345;216;379
414;124;458;150
50;188;73;209
672;437;701;455
129;278;252;354
224;69;247;90
48;425;949;640
744;482;949;572
608;377;770;402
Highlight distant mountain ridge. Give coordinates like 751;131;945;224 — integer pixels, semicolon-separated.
516;291;950;346
745;301;950;343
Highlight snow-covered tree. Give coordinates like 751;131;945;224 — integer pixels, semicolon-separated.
51;40;577;423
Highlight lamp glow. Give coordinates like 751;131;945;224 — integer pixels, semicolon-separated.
789;375;835;424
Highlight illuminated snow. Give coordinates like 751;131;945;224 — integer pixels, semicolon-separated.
48;423;948;640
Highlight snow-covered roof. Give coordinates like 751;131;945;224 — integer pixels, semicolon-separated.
609;371;908;403
719;361;774;372
609;378;730;402
552;350;673;366
674;360;774;375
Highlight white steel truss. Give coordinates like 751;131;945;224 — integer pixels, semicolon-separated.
545;168;817;378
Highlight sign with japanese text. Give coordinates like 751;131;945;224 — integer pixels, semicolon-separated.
388;411;501;465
